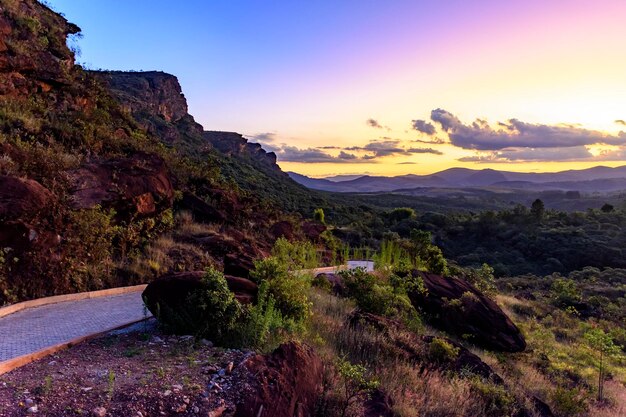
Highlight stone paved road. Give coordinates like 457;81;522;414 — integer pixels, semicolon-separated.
0;291;149;362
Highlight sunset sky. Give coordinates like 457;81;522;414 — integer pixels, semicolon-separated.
49;0;626;177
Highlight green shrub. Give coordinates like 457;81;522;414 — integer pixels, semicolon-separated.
470;378;515;416
271;237;319;271
550;278;582;308
311;274;333;292
313;207;325;224
335;358;380;417
250;257;311;322
550;387;587;416
340;268;420;325
428;337;460;363
232;282;297;350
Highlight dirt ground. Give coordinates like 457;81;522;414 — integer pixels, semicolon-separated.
0;319;254;417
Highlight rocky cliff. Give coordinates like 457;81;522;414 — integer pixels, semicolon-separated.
0;0;318;304
204;130;278;168
93;71;205;146
0;0;79;95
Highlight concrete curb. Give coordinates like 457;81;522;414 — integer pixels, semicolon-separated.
0;285;148;319
0;317;151;376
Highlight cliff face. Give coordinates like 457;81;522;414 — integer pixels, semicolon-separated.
99;71;189;123
204;130;279;168
93;71;205;145
0;0;79;95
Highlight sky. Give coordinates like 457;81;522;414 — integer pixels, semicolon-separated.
48;0;626;177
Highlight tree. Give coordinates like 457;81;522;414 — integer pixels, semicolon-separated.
388;207;416;222
530;199;545;222
584;328;623;401
550;278;582;308
601;203;614;213
313;207;325;224
335;358;379;417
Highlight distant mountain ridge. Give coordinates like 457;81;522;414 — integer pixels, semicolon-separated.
288;166;626;193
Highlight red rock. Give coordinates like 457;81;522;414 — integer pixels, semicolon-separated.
364;389;395;417
269;220;294;241
407;270;526;352
234;342;323;417
0;176;53;251
301;221;326;241
0;176;52;220
69;153;174;217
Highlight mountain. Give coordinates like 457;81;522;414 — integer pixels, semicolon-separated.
290;166;626;193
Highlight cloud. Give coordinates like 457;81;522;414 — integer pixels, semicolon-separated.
430;108;626;150
458;146;594;163
411;119;436;135
414;137;446;145
246;132;277;143
271;145;373;163
345;139;445;159
407;147;443;155
317;146;341;149
397;161;418;165
366;118;383;129
616;120;626;126
338;151;358;160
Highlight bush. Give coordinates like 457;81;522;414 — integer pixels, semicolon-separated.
428;337;460;363
271;237;319;271
250;257;311;322
550;387;587;416
232;282;297;350
311;274;333;292
313;207;325;224
153;267;241;342
340;268;420;325
550;278;582;308
470;378;515;417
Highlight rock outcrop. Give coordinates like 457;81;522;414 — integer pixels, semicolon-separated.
0;175;54;251
234;341;323;417
348;310;503;383
93;71;205;145
186;230;269;279
347;310;554;417
204;131;279;169
301;221;326;241
69;153;174;217
0;0;80;95
406;270;526;352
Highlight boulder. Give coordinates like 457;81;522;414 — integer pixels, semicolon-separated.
224;252;256;279
363;389;395;417
269;220;294;241
178;192;227;224
0;176;54;251
301;221;326;241
142;271;258;318
69;153;174;218
0;175;52;220
234;341;323;417
407;270;526;352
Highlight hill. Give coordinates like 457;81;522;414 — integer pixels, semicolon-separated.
290;165;626;193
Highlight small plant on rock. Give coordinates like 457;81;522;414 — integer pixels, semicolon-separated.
428;337;460;364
